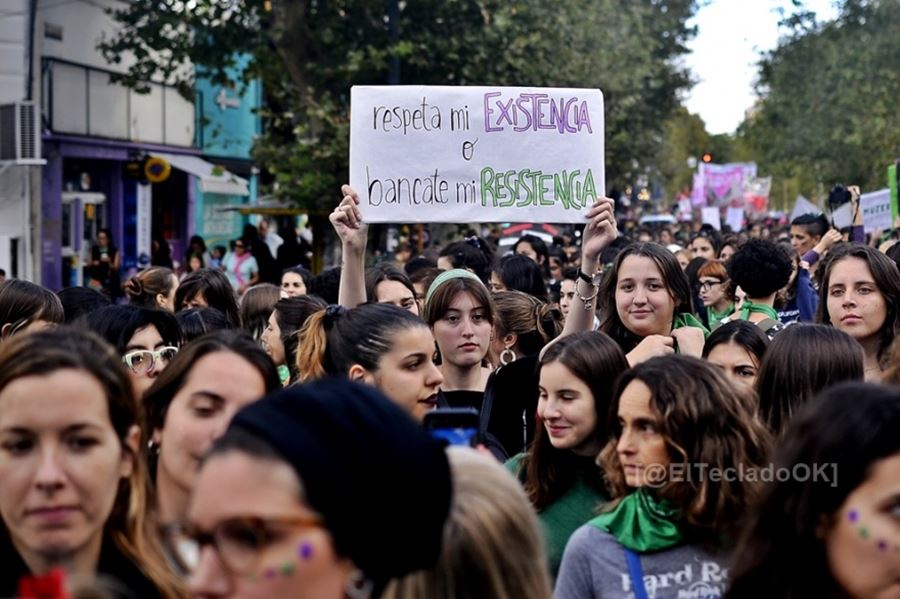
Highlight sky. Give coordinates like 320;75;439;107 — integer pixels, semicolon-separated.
683;0;839;135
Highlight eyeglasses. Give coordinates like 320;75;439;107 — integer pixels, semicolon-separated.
162;515;324;577
698;280;724;291
122;346;178;375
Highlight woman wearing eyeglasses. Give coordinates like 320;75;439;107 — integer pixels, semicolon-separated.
696;260;735;330
175;378;451;599
0;328;183;598
83;305;182;397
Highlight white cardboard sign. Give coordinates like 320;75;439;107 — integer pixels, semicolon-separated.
349;86;605;223
860;188;892;233
701;207;721;231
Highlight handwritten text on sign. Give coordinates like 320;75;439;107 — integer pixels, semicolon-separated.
349;86;605;223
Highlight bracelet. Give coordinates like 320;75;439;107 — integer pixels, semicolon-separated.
575;279;600;311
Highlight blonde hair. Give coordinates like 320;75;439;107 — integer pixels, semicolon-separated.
382;447;552;599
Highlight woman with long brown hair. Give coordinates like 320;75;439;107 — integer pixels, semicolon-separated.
0;328;182;597
556;355;771;598
506;331;627;576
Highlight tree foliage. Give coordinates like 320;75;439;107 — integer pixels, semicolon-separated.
99;0;698;213
737;0;900;196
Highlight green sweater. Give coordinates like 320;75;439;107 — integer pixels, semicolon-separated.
505;452;607;577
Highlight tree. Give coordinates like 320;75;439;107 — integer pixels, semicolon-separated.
736;0;900;198
100;0;698;247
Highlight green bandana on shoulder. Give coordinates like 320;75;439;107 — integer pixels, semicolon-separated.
588;487;683;553
737;300;780;322
707;303;735;328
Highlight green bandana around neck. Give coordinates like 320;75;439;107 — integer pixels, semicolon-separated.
672;312;710;338
589;487;683;553
737;299;780;323
707;303;735;328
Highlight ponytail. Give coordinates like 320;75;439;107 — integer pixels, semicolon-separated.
296;309;330;382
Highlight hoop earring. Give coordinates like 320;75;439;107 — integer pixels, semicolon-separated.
345;570;373;599
500;347;517;366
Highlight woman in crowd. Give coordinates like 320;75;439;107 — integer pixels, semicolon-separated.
490;254;548;301
88;228;121;298
297;303;444;421
262;295;326;386
240;283;282;341
175;268;241;328
718;235;740;262
727;382;900;599
185;235;211;271
597;243;708;365
84;305;181;397
506;332;627;576
423;270;496;405
385;447;553;599
688;228;720;261
0;328;182;598
280;266;312;298
702;320;769;393
0;279;64;341
365;263;419;315
482;290;563;456
697;259;735;329
143;330;280;528
816;244;900;382
514;233;551;281
437;237;495;284
755;324;864;436
556;356;771;598
125;267;179;312
181;379;452;598
222;237;259;295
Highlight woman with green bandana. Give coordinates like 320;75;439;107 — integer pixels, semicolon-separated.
725;239;793;339
506;331;627;578
596;243;709;365
696;259;735;330
555;355;771;599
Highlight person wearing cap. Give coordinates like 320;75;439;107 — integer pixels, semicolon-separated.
177;378;453;598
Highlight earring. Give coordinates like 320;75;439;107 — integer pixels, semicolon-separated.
345;570;373;599
148;439;161;456
500;347;517;366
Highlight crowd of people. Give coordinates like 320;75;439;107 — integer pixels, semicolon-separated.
0;182;898;599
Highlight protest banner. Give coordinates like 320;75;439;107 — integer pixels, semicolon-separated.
695;163;757;207
349;86;604;223
743;176;772;212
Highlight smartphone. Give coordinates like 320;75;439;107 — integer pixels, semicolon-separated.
423;407;480;447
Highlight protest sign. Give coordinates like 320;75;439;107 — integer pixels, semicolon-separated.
701;207;721;231
349;86;604;223
725;207;744;232
860;188;893;233
791;195;821;221
695;163;757;207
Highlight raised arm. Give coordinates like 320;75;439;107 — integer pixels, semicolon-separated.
558;197;618;339
332;185;369;308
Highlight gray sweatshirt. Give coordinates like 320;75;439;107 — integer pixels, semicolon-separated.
555;525;730;599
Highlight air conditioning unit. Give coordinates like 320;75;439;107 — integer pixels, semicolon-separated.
0;102;42;164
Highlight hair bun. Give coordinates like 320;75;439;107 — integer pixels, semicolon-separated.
124;277;143;297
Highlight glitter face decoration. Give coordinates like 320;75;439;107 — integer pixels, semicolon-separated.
247;542;315;582
847;508;899;553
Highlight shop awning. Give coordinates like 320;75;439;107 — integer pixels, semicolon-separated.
152;153;250;196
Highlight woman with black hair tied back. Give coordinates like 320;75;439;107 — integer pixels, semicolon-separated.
703;320;769;393
297;303;444;421
125;266;179;312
